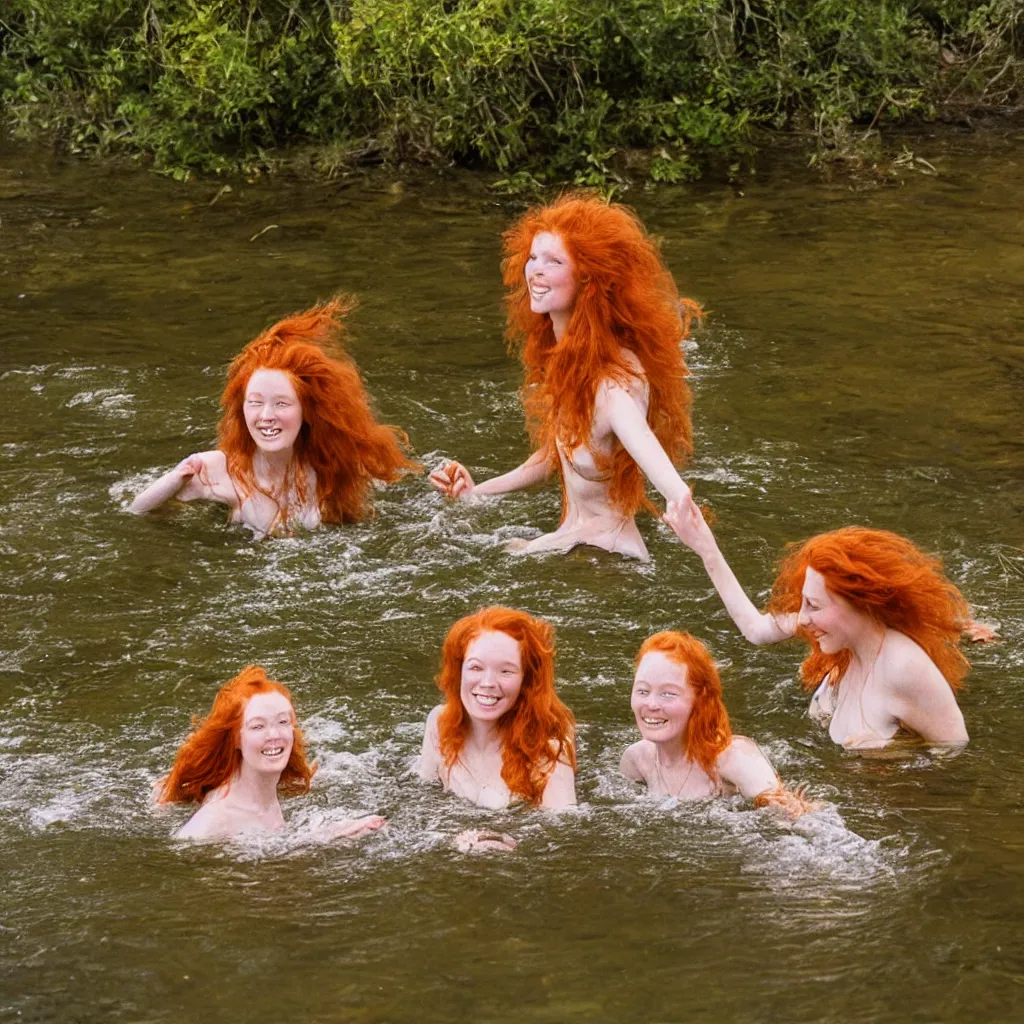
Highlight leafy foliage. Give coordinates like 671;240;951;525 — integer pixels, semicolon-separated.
1;0;1021;182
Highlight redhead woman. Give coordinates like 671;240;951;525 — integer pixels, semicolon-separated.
429;193;702;561
131;298;419;535
664;500;978;750
157;666;385;841
418;607;576;850
621;632;817;817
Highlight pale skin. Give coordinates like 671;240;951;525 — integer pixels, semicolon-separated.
173;691;386;842
428;231;696;561
620;650;817;817
418;630;576;852
129;368;319;535
662;499;970;750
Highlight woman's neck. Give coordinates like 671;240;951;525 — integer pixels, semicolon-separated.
463;717;503;756
253;448;295;487
228;762;282;813
549;309;571;342
653;735;690;769
847;619;887;675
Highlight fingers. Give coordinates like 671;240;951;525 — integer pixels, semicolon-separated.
454;828;517;853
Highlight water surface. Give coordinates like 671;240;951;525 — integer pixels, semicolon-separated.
1;135;1022;1022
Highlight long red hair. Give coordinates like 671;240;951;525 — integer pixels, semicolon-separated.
766;527;971;692
158;666;315;804
218;297;420;529
636;632;733;777
435;607;576;806
503;193;699;517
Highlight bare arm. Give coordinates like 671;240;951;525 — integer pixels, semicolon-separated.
663;499;795;646
428;447;553;500
601;383;690;504
540;757;577;810
130;451;230;513
886;648;969;746
417;706;444;782
717;737;820;818
619;743;648;784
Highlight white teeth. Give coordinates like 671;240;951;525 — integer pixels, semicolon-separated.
642;717;667;726
259;427;281;438
262;746;284;756
473;693;499;707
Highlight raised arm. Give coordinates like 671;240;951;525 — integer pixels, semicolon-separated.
663;499;795;646
130;450;230;514
428;446;553;500
601;383;690;504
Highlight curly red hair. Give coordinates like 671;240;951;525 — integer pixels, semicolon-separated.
435;607;576;806
636;632;733;778
503;193;699;517
218;297;420;529
158;666;315;805
766;527;971;692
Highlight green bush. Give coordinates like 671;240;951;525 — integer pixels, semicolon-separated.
1;0;1021;182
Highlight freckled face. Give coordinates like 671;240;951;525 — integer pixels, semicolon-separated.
238;691;294;775
631;651;694;748
797;567;860;654
243;368;303;454
459;630;524;724
524;232;578;321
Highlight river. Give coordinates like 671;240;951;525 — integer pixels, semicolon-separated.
1;133;1022;1022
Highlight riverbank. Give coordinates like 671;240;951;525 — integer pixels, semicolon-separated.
2;1;1022;187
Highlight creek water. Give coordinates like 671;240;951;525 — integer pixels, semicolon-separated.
1;133;1022;1023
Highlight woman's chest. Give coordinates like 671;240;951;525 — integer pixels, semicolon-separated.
445;760;512;810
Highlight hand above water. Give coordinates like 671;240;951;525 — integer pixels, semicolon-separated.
175;453;209;484
325;815;387;841
663;494;717;560
454;828;517;853
428;461;475;499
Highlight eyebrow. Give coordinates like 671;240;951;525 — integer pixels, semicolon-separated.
244;712;291;724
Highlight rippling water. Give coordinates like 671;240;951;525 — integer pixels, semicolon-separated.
1;134;1022;1022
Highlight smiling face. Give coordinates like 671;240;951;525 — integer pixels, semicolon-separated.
459;630;524;725
631;651;695;748
243;368;303;454
238;690;295;775
525;231;579;326
797;567;862;654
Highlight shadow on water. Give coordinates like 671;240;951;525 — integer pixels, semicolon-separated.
1;133;1023;1022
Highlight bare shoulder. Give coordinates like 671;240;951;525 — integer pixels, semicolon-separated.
174;797;231;840
879;630;947;695
620;740;654;782
715;735;763;776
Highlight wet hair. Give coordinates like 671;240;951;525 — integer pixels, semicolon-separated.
218;297;420;530
435;607;576;806
158;666;315;804
766;527;971;692
502;193;699;517
636;632;733;777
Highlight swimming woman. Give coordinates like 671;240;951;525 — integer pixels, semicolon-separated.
664;500;976;749
429;194;701;560
622;632;817;816
418;607;576;850
131;298;418;535
157;665;386;841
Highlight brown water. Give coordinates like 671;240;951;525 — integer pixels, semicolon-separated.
1;135;1022;1023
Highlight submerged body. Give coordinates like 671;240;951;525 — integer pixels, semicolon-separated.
418;608;577;849
130;298;417;536
159;667;385;843
621;637;817;817
429;196;699;560
664;501;973;750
